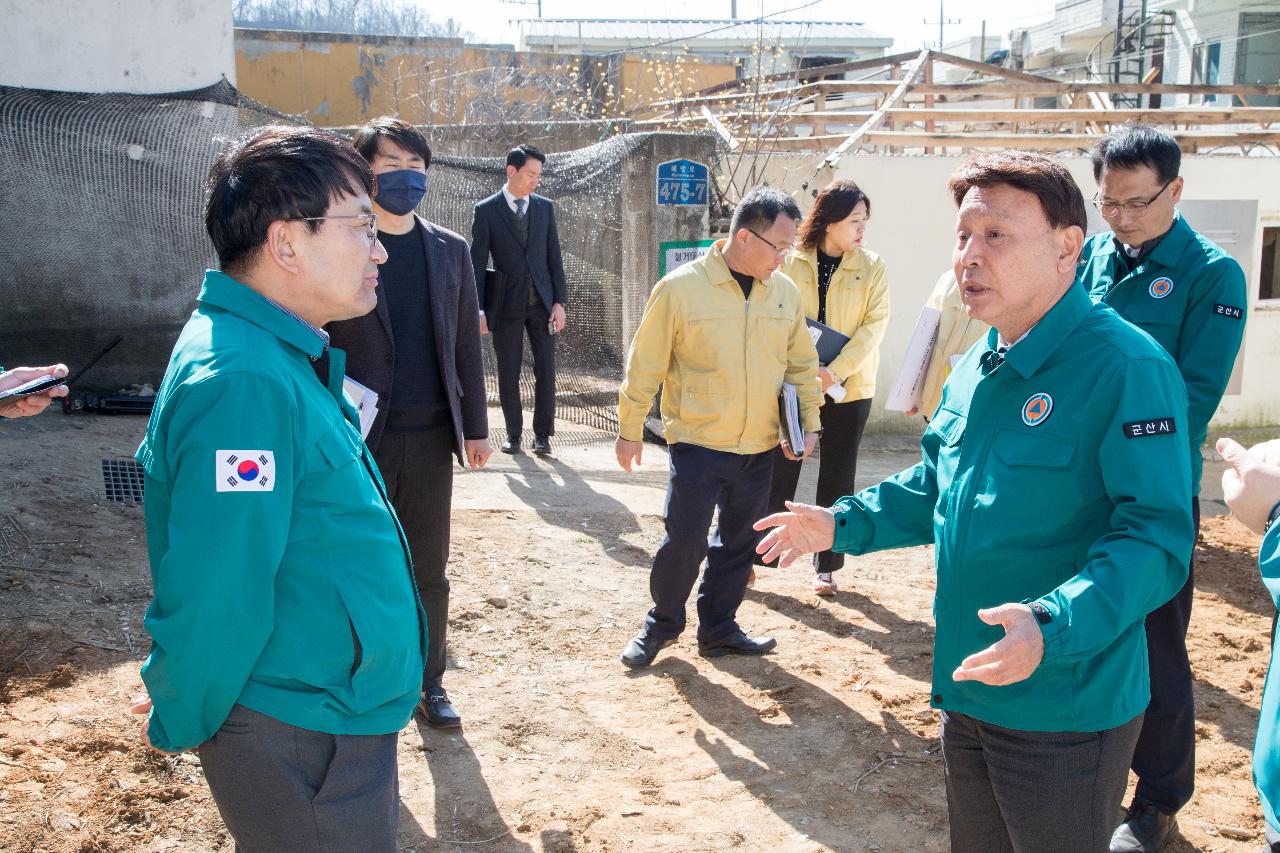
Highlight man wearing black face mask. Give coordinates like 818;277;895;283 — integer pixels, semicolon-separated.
319;117;490;730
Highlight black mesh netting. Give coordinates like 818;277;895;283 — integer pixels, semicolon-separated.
0;80;680;441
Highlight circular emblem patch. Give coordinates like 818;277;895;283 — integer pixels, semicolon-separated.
1021;393;1054;427
1149;277;1173;299
236;460;260;481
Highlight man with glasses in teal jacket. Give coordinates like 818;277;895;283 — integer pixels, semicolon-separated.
756;151;1194;852
131;127;425;852
1076;125;1248;853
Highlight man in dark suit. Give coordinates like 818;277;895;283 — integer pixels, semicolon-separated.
321;117;491;729
470;144;568;456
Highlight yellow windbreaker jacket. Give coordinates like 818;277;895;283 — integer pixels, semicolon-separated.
617;240;822;454
780;244;889;403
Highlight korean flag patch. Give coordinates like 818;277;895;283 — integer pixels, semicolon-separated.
215;450;275;492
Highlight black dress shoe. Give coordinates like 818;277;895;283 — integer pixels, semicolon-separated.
621;632;674;668
500;437;520;454
698;630;777;658
533;436;552;456
1110;801;1179;852
417;687;462;729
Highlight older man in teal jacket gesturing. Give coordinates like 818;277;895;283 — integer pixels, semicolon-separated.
756;151;1194;852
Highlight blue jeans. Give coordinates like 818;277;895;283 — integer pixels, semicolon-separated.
645;442;773;644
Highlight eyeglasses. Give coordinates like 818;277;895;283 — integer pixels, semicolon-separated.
1092;180;1173;217
746;228;794;257
295;213;378;243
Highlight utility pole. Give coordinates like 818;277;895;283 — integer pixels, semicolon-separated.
731;0;737;18
924;0;961;51
979;19;986;62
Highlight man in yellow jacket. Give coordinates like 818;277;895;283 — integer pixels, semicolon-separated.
615;187;822;668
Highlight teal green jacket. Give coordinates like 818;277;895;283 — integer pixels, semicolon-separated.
832;284;1194;732
1253;524;1280;834
1076;213;1247;494
136;271;426;753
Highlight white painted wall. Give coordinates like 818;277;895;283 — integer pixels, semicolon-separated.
733;152;1280;433
0;0;234;93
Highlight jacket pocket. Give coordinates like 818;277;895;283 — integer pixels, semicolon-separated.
681;308;741;372
332;574;422;715
992;429;1076;468
753;306;794;361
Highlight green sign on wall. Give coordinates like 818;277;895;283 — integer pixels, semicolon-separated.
658;239;716;278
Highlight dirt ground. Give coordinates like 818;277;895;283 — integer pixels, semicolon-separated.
0;409;1273;852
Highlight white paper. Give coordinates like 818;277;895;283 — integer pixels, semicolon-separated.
342;375;380;440
885;306;941;412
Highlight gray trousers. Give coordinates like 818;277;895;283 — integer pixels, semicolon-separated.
197;705;399;853
942;710;1143;853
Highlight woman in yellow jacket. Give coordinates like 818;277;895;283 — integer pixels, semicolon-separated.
765;180;889;596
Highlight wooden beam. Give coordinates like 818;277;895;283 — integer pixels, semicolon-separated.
928;51;1064;85
741;129;1280;154
700;106;739;151
694;49;924;97
821;49;931;168
805;80;1280;97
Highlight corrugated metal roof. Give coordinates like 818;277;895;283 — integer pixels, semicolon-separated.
518;18;892;46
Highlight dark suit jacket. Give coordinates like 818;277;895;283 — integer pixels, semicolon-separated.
470;191;568;321
317;216;487;465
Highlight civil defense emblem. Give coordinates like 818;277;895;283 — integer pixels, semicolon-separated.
1149;277;1173;299
1021;393;1053;427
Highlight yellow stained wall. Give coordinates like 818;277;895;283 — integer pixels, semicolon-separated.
234;30;737;126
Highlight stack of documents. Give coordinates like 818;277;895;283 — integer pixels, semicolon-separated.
778;382;805;451
885;307;941;412
342;375;380;440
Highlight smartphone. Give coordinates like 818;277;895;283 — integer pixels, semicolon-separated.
0;374;66;402
548;320;558;336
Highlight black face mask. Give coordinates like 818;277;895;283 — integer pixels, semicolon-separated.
374;169;428;216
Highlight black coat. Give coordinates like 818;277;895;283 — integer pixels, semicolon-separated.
469;191;568;320
317;216;488;464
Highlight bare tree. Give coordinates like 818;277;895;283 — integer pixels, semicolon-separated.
232;0;468;39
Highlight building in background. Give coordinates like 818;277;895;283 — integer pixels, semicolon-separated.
0;0;233;93
515;18;893;81
234;27;739;126
1010;0;1280;107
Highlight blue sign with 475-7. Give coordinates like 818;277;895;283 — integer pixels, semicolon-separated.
656;159;708;206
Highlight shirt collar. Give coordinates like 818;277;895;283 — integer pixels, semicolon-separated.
197;270;329;359
1145;211;1193;268
501;184;528;212
996;282;1093;380
706;239;769;289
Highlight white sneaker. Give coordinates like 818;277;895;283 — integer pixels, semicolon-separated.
813;571;837;597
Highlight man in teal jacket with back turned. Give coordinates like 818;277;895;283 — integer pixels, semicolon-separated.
1076;125;1248;853
756;151;1194;852
1217;435;1280;852
132;126;425;852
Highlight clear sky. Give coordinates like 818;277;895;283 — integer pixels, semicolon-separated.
426;0;1059;51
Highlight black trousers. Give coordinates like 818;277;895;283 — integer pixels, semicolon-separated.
1130;496;1200;813
491;298;556;441
645;443;773;644
373;421;454;691
765;397;872;573
942;710;1143;853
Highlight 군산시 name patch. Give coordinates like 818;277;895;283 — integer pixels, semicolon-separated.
1122;419;1176;440
215;450;275;492
1213;303;1243;320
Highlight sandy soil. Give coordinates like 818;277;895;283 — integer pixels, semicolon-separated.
0;410;1272;852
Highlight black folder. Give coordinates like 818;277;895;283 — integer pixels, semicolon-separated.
805;317;851;365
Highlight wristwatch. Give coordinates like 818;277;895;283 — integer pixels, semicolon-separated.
1266;500;1280;535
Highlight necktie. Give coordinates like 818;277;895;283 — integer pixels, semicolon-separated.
515;198;526;219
